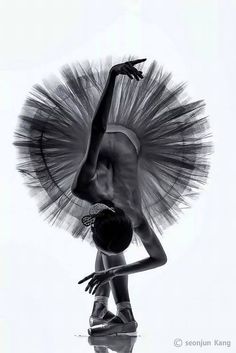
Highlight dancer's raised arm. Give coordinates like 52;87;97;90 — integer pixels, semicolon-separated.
71;69;117;196
72;59;146;198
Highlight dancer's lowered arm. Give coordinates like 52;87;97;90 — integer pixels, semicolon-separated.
112;216;168;275
78;215;167;295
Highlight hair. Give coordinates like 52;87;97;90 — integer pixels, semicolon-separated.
92;200;133;254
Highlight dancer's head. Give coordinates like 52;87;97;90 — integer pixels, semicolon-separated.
91;206;133;255
82;201;133;255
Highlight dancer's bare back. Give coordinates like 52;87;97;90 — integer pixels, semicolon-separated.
75;130;142;227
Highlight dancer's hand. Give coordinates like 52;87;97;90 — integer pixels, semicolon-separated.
78;269;115;295
110;58;146;80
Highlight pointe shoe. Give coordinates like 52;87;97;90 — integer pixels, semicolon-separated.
88;316;138;336
89;310;116;327
88;335;137;351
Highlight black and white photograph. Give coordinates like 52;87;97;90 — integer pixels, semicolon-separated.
1;1;235;352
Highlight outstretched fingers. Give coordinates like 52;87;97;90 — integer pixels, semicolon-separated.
78;272;94;284
122;67;134;80
126;63;143;80
92;282;103;295
85;278;99;293
129;58;147;66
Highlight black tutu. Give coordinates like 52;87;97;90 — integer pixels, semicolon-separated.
14;56;212;246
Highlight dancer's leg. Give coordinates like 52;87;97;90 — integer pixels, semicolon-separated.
102;253;136;324
90;251;115;326
94;251;110;297
88;253;137;336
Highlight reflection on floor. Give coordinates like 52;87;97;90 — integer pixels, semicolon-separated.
88;335;137;353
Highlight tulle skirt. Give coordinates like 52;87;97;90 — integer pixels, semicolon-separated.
14;56;212;246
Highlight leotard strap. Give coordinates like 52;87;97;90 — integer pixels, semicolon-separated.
106;124;140;155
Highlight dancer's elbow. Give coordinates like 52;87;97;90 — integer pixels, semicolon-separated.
153;253;167;267
71;184;83;198
160;253;168;266
71;185;79;197
71;173;88;197
71;182;96;203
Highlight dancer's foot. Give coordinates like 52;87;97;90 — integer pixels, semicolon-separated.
88;335;137;352
88;308;138;336
89;308;116;327
89;299;115;327
88;318;138;336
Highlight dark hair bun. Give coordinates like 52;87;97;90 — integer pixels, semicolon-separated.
92;206;133;253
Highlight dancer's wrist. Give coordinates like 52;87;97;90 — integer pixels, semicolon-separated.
108;68;117;80
108;268;117;279
111;266;125;277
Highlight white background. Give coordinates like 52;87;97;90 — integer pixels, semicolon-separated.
1;1;235;352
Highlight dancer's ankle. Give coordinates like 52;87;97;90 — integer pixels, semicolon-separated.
91;295;108;318
116;301;135;323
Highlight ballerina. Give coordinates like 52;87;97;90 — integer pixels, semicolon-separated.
71;58;167;336
14;56;211;336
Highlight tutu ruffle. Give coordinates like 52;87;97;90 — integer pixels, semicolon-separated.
14;56;212;245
